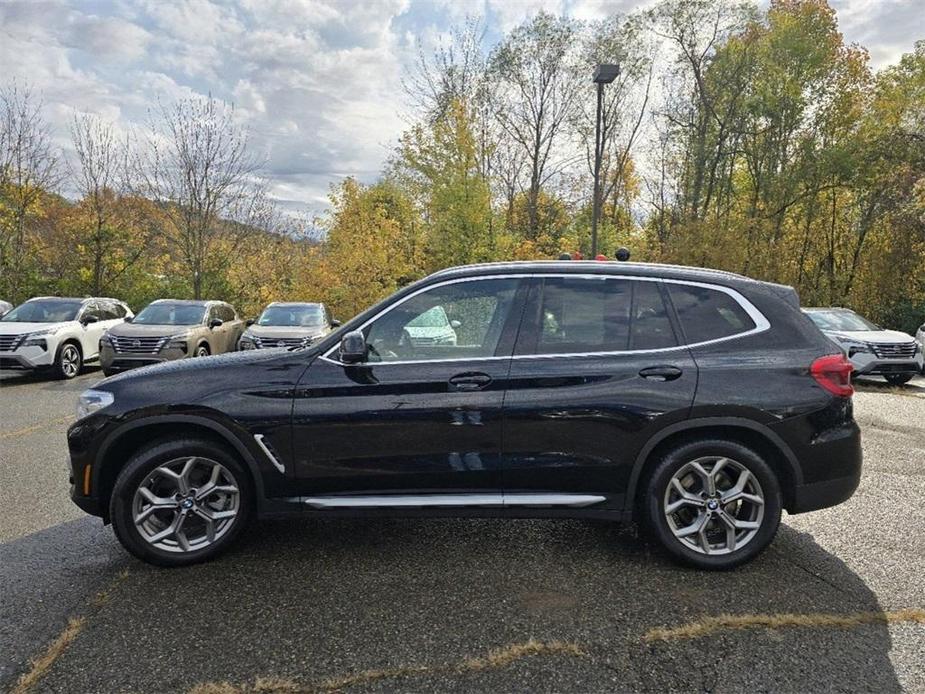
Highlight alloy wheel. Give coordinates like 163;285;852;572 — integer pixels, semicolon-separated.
196;345;209;357
132;456;240;553
60;344;80;378
663;456;765;555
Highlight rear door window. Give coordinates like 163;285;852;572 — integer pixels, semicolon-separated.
630;281;677;350
667;284;756;344
534;277;632;354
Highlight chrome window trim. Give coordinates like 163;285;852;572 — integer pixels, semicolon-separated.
321;273;771;366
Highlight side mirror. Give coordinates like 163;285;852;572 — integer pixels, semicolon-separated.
209;318;223;329
81;315;99;325
124;316;133;323
450;320;461;329
246;318;255;326
339;330;367;364
330;319;342;328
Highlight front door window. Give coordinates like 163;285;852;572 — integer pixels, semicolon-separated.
363;278;519;363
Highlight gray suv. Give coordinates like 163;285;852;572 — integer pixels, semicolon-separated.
238;302;336;350
100;299;244;375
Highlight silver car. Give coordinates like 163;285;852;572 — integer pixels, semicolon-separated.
804;307;923;385
100;299;244;376
238;302;336;350
0;300;12;318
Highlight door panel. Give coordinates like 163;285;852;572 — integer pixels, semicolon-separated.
290;357;512;494
289;277;526;496
501;277;697;503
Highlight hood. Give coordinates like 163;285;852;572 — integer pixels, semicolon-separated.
825;329;915;344
107;322;203;337
246;325;327;340
99;346;295;387
0;321;77;335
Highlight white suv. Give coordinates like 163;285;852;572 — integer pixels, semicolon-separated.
0;297;133;379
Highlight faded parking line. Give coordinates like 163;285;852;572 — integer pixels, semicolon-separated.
0;416;72;441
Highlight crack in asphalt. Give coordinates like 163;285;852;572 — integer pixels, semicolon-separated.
10;568;130;694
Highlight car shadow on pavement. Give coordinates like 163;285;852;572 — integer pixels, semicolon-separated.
25;517;903;693
0;367;102;390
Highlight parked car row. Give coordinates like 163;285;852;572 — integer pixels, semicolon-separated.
0;296;336;379
803;307;924;385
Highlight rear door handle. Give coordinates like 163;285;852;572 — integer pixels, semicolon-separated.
639;365;683;382
449;372;492;392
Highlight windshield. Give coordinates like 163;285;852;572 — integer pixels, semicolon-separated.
806;310;880;332
133;303;206;326
406;306;449;329
0;299;82;323
258;305;325;327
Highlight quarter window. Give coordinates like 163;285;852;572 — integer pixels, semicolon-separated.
363;278;519;362
668;284;756;344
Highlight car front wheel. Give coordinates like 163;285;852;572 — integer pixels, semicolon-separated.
110;438;252;567
55;342;82;379
884;373;913;386
644;439;782;570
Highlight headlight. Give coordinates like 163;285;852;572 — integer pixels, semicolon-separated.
21;328;55;347
100;333;113;346
162;333;190;352
832;335;871;357
239;335;256;350
76;389;114;420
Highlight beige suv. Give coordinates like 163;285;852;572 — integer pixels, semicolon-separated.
100;299;243;376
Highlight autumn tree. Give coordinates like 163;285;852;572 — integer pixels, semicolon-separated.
0;83;60;300
489;12;583;240
136;95;275;299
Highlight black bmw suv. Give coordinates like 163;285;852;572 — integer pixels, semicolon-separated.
68;262;861;569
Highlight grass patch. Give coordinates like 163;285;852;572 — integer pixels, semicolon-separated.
189;639;587;693
644;608;925;642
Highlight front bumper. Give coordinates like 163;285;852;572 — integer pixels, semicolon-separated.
100;345;188;372
0;344;55;369
849;351;923;376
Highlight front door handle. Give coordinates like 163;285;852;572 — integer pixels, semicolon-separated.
639;365;683;382
449;372;492;392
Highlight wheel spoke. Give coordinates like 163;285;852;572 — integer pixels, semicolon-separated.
194;508;216;542
666;478;706;514
177;457;197;495
134;488;178;524
147;509;188;544
690;462;714;495
197;506;236;522
720;469;763;506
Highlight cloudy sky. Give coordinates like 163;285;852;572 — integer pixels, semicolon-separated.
1;0;923;218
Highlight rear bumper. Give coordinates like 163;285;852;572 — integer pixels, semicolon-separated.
791;472;860;514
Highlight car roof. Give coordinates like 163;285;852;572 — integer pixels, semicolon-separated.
149;299;220;307
426;261;762;287
27;296;127;304
267;302;324;308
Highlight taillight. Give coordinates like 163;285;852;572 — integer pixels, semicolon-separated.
811;354;854;397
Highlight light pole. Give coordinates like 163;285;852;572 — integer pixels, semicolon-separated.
591;64;620;259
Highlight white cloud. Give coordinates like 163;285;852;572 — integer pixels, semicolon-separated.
0;0;922;216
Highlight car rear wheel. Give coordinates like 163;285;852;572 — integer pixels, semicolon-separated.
644;439;782;570
110;438;252;567
55;342;82;379
884;373;913;386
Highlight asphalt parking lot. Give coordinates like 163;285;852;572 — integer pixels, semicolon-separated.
2;368;924;693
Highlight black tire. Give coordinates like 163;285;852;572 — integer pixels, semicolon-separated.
884;373;913;386
644;439;782;570
110;438;252;567
102;367;116;377
195;343;210;358
54;341;83;379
